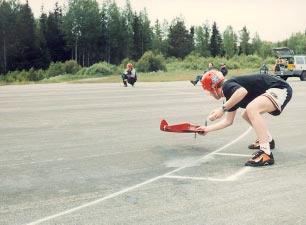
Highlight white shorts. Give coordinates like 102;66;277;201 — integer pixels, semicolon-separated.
262;88;290;115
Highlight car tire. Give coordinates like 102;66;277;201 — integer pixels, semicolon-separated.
300;71;306;81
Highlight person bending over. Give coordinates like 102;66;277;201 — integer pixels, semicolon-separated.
196;70;292;167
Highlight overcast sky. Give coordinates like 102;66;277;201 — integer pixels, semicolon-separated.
22;0;306;42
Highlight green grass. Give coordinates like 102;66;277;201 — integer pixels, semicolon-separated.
0;68;258;85
70;68;257;84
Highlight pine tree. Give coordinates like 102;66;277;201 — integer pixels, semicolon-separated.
167;17;193;58
99;2;109;62
160;19;170;56
45;3;68;63
132;12;142;60
251;32;262;56
209;22;223;57
122;0;134;59
203;23;211;57
14;1;41;70
152;19;163;54
188;26;195;53
37;11;51;68
239;26;251;55
106;1;125;64
139;9;153;57
64;0;101;65
0;0;14;74
223;25;237;58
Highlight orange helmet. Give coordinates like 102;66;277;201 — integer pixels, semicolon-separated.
201;70;224;93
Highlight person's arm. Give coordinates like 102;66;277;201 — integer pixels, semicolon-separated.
196;111;236;135
223;87;247;111
208;87;248;121
207;110;236;132
196;86;247;135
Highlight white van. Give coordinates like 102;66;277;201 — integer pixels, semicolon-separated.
272;47;306;81
294;55;306;70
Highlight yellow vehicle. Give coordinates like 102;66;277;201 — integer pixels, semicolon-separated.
272;47;306;81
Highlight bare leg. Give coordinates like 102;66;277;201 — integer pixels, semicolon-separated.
245;96;277;148
241;109;252;125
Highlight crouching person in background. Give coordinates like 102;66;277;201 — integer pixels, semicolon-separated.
122;63;137;87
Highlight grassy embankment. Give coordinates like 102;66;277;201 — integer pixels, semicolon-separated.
0;68;258;85
69;68;258;84
2;54;272;85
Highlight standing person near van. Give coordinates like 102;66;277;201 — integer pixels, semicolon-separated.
122;63;137;87
274;58;281;72
196;70;292;167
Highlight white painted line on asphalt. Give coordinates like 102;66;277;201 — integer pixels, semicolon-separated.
163;175;229;182
226;167;252;181
213;152;251;157
25;127;252;225
164;127;252;177
164;167;252;182
25;175;164;225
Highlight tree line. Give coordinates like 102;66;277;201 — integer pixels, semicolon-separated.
1;0;306;75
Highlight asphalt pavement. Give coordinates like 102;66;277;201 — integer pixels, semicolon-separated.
0;79;305;225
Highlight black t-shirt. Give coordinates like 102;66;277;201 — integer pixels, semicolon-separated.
222;74;290;111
